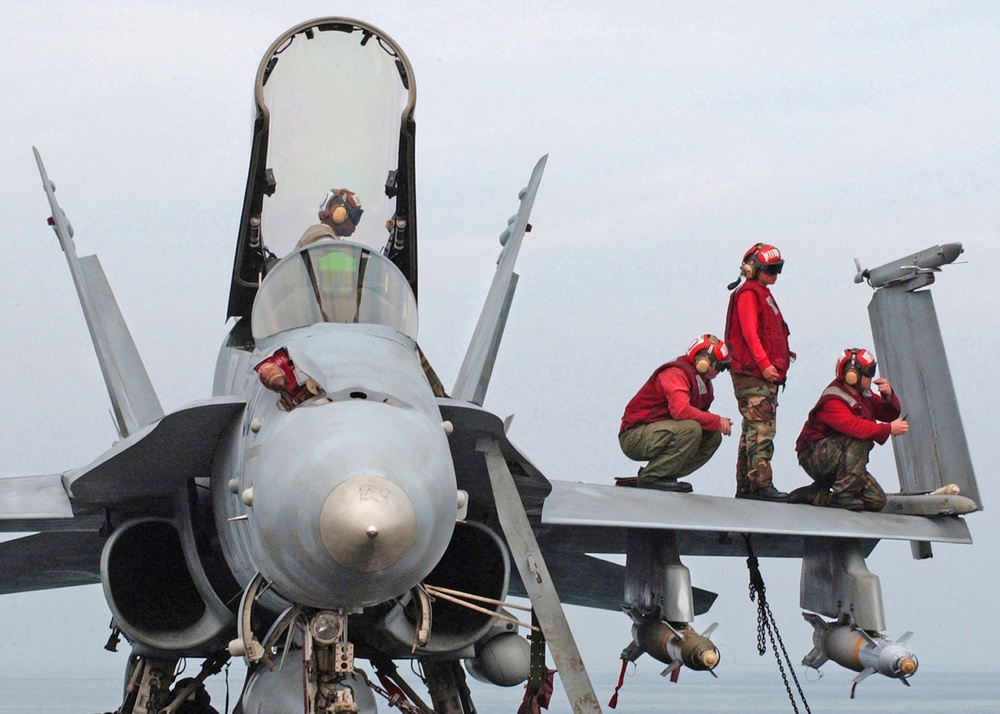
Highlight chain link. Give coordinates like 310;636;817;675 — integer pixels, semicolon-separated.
744;534;812;714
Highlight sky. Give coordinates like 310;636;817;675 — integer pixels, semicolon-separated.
1;1;998;711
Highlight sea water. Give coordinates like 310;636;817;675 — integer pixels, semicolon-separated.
1;665;996;713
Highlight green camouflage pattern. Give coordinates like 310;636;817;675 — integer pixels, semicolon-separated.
732;373;778;492
619;419;722;482
418;345;448;398
797;433;887;511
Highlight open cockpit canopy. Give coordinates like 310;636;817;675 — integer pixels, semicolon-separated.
251;241;417;341
229;18;418;320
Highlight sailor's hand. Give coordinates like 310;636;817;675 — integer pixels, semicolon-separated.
719;417;733;436
890;418;909;436
873;377;893;398
762;365;780;382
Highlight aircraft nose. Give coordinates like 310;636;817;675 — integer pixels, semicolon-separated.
319;475;418;572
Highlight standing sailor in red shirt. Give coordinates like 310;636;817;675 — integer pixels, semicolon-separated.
793;348;909;511
619;335;734;492
725;243;792;502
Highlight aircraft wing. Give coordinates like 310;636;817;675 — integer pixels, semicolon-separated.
440;401;726;615
0;474;104;532
0;397;244;594
525;482;971;613
0;396;244;528
538;480;972;559
0;531;105;594
441;398;971;617
65;396;245;505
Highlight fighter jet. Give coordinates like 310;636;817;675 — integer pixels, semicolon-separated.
2;17;980;714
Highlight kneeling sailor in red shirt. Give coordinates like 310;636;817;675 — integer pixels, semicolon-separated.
793;348;909;511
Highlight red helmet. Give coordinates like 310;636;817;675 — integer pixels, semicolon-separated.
319;188;364;232
836;348;877;386
686;334;731;374
742;243;784;278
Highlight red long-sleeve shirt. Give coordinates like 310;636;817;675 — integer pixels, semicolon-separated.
796;380;901;454
620;358;724;433
658;367;724;432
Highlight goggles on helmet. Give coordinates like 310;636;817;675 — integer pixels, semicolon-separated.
760;261;784;276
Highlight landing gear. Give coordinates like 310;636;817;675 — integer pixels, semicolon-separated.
424;660;477;714
115;653;227;714
238;604;381;714
303;610;359;713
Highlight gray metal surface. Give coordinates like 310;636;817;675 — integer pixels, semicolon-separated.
541;480;973;545
868;287;980;504
0;531;104;594
481;437;602;714
625;530;695;623
34;149;164;437
858;243;963;288
453;156;547;405
80;256;164;431
66;396;245;504
800;539;885;632
0;473;72;519
883;492;978;516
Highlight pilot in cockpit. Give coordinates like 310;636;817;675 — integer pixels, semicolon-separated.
296;187;364;248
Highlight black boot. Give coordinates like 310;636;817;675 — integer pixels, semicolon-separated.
638;478;693;493
825;494;864;511
736;485;789;502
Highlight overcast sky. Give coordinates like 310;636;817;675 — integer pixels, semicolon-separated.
1;2;998;711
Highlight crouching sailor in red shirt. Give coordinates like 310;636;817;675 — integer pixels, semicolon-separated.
619;335;734;492
792;348;909;511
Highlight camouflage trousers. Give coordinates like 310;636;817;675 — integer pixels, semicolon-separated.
732;373;778;493
797;434;887;512
619;420;722;481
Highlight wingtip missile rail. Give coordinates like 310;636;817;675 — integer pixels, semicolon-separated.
854;242;964;289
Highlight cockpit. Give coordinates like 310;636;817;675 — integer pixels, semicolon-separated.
228;20;420;320
251;241;417;341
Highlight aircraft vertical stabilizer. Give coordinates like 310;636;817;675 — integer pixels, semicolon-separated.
861;244;980;507
33;148;164;437
453;155;547;405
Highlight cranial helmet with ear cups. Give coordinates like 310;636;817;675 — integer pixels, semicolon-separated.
319;188;364;228
687;334;731;374
741;243;784;279
836;348;877;386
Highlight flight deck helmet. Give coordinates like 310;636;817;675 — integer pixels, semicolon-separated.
836;348;877;386
741;243;784;279
319;188;364;235
687;334;731;374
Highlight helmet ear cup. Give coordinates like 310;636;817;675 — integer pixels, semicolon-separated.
838;348;862;385
741;262;756;279
331;205;348;224
694;355;712;374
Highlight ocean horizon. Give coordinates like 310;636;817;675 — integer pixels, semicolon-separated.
2;663;996;713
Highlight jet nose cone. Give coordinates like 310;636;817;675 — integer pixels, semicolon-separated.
320;476;418;572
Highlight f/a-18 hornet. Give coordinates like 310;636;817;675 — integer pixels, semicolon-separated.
2;17;979;714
